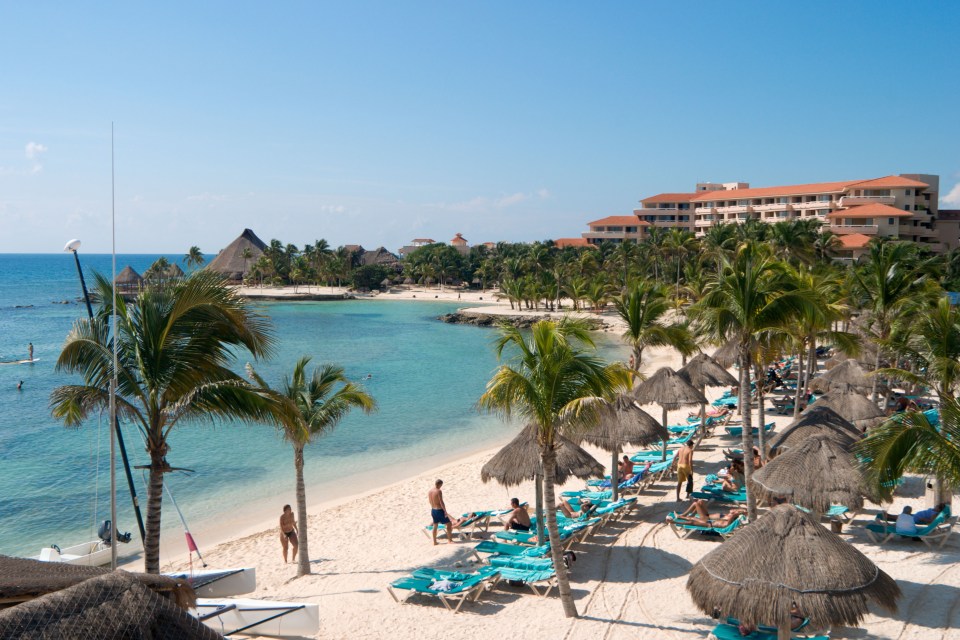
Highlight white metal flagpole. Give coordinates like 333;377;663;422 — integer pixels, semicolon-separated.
110;122;118;570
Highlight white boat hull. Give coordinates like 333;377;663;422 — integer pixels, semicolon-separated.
32;541;112;567
195;598;319;638
164;567;256;598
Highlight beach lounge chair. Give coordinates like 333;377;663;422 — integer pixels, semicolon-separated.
387;566;500;613
422;510;497;541
496;566;557;597
472;540;550;563
691;485;748;504
708;621;828;639
666;513;746;540
725;422;774;438
865;506;955;548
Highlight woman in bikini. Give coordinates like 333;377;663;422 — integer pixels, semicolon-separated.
280;504;299;563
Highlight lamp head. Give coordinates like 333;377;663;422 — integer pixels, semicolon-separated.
64;239;81;252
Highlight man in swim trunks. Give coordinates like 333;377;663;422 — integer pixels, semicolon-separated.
428;479;454;545
618;455;635;481
676;440;694;501
504;497;531;531
279;504;299;563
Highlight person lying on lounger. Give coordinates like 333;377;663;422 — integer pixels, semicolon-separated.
669;499;746;527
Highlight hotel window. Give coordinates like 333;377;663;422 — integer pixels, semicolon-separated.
904;205;911;211
627;227;636;233
888;218;895;225
905;189;912;196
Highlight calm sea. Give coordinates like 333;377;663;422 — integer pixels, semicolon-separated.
0;253;626;559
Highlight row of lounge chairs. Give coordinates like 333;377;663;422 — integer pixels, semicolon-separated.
864;505;955;548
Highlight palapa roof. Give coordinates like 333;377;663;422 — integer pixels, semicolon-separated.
114;266;144;285
711;340;740;369
577;395;668;452
768;406;861;454
165;263;185;278
805;391;884;428
686;505;900;630
0;571;220;640
480;423;604;487
0;555;193;608
633;367;707;410
361;247;401;267
678;353;738;389
752;436;873;512
810;360;876;395
205;228;267;280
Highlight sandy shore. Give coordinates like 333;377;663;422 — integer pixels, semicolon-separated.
152;334;960;639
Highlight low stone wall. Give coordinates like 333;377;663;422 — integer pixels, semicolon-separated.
438;310;609;330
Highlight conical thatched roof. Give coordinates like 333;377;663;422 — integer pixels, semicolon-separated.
115;266;144;285
751;436;873;512
768;406;861;455
712;340;740;369
686;505;900;631
678;353;738;389
165;263;185;278
805;391;884;428
0;555;193;608
403;277;414;285
633;367;707;410
0;571;220;640
481;423;604;487
577;395;668;452
810;360;876;395
206;228;267;281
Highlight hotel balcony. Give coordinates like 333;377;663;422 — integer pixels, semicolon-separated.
829;224;878;235
694;206;716;215
753;203;794;213
582;230;645;241
717;204;753;214
640;219;693;228
695;217;717;227
793;201;834;211
838;195;896;207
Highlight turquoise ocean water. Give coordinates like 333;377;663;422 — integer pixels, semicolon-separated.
0;254;625;558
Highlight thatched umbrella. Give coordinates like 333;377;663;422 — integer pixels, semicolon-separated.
403;277;414;285
686;504;900;638
768;406;860;456
810;360;877;395
633;367;707;460
0;571;219;639
712;340;740;370
751;436;872;513
576;395;667;500
380;278;392;289
679;353;738;435
804;391;884;430
481;423;604;541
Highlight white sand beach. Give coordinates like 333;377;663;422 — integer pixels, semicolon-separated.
150;335;960;640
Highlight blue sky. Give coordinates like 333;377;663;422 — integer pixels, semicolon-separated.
1;2;958;254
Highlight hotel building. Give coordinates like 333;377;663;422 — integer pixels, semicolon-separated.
567;174;955;258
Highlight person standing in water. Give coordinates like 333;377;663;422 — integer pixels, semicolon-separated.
279;504;299;563
28;343;33;361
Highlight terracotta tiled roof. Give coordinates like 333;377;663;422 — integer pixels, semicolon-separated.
847;175;930;190
837;233;872;249
553;237;592;248
826;203;914;219
640;192;700;205
690;180;861;202
587;215;648;227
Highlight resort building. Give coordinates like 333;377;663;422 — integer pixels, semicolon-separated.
568;173;956;255
450;233;470;255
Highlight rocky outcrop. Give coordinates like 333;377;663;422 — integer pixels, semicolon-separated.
438;310;608;330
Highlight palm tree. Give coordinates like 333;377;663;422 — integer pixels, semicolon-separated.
50;271;281;573
478;319;626;618
183;246;205;271
240;247;254;282
695;242;813;521
664;228;697;300
144;256;170;283
248;358;376;577
613;281;695;371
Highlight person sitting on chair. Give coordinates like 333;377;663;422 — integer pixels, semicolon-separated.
504;497;531;531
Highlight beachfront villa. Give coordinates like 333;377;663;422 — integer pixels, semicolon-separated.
563;173;957;257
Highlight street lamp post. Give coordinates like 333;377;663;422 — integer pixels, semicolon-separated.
63;239;146;546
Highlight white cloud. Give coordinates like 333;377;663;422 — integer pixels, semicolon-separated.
942;182;960;207
434;188;551;213
24;141;47;173
317;204;346;214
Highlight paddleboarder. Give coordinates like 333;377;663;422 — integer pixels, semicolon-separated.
28;343;33;361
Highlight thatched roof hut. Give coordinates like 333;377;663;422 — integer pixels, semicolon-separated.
686;505;900;632
804;391;884;429
206;228;267;281
0;571;219;639
810;360;876;395
633;367;707;411
751;436;873;512
114;266;144;294
768;406;861;455
678;353;738;390
480;423;604;487
165;263;185;279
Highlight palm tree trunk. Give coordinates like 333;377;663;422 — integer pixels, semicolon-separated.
739;350;757;521
793;346;805;419
542;444;578;618
661;406;669;461
806;339;816;392
611;448;620;502
755;363;767;462
144;458;165;574
534;473;545;543
294;445;311;576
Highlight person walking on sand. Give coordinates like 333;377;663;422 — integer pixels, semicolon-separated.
676;440;695;501
428;479;454;545
279;504;299;563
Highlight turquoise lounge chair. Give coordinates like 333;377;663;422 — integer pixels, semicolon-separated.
387;566;500;613
709;622;828;639
865;506;955;548
691;486;748;503
422;509;497;541
666;512;746;540
725;422;774;437
472;539;550;562
496;566;557;597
